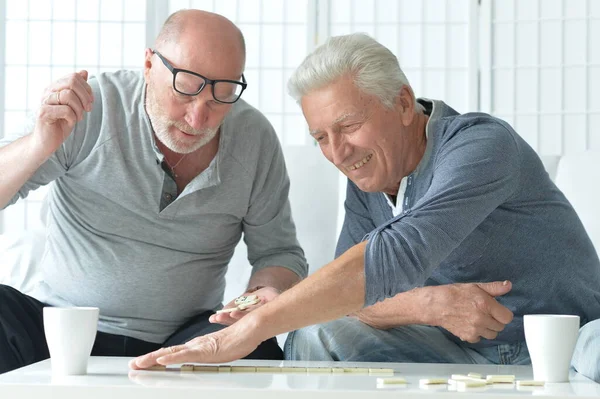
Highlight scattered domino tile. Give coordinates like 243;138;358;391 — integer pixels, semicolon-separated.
231;366;257;372
377;377;407;385
147;365;166;371
420;378;448;385
369;368;394;376
193;365;218;372
450;375;488;384
450;374;473;381
218;366;231;373
180;364;195;372
455;380;487;390
486;374;516;383
468;372;482;379
517;380;545;387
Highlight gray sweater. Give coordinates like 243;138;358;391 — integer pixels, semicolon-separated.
336;99;600;347
1;71;307;343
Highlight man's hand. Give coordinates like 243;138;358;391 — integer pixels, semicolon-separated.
351;281;514;343
34;70;94;157
208;286;280;326
427;281;514;342
129;316;263;370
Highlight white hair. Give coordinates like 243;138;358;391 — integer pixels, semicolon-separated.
288;33;413;109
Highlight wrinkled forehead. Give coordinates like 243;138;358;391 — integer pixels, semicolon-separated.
302;80;376;120
302;96;374;138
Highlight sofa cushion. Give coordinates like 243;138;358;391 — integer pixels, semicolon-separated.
0;229;45;294
555;151;600;254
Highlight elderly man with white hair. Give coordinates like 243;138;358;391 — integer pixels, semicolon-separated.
131;33;600;370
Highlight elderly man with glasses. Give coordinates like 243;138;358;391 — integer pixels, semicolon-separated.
0;9;307;374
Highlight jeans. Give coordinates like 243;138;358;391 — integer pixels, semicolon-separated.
572;319;600;383
0;284;282;374
285;317;530;365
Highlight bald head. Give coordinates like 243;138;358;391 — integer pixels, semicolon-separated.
154;10;246;77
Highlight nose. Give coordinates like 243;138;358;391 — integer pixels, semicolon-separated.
184;90;212;130
329;134;351;167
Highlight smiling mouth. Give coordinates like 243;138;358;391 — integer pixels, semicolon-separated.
347;154;373;171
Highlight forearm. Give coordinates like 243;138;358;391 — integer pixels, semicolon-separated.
247;266;302;293
355;288;430;329
0;134;50;209
248;241;367;340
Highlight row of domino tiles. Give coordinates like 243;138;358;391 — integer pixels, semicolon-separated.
148;365;395;375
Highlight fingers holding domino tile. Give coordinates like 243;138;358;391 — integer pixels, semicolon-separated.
209;287;280;326
210;299;263;325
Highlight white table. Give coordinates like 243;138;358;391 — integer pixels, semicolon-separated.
1;357;599;399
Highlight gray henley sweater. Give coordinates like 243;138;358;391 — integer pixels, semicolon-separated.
1;71;307;343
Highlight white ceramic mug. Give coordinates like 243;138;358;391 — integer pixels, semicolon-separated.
524;314;580;383
43;307;99;376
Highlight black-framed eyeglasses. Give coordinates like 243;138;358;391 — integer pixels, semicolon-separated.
152;50;247;104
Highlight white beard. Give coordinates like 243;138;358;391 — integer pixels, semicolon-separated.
146;84;220;154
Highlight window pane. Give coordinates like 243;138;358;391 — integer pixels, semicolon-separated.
5;67;28;110
123;0;147;21
353;0;375;24
6;0;29;19
5;21;28;65
4;111;28;136
286;0;307;23
99;23;123;66
53;22;76;65
261;25;283;68
53;0;77;20
28;0;52;20
284;25;306;68
238;0;261;23
260;70;283;113
261;0;284;23
101;0;124;21
28;22;52;65
77;0;100;21
376;0;399;23
76;22;99;65
27;66;52;109
331;0;351;24
123;23;146;67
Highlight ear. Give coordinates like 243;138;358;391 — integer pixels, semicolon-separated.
143;48;154;82
395;85;416;127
